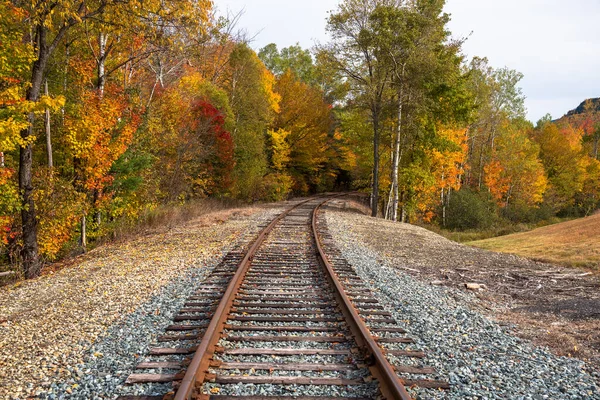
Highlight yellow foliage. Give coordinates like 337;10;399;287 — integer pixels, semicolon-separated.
267;129;291;171
33;172;86;259
262;69;281;114
64;87;139;191
415;127;469;220
261;173;294;201
486;125;547;207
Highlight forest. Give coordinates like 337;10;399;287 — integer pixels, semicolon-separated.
1;0;599;279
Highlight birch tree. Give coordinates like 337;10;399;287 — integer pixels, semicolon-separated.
324;0;397;217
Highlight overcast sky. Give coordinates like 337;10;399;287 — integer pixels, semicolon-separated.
215;0;600;122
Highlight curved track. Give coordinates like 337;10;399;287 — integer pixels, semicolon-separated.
119;195;447;400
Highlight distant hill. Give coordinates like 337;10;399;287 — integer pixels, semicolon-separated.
553;98;600;134
565;98;600;117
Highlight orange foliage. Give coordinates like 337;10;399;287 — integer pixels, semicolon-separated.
65;85;141;195
486;125;547;207
418;127;468;221
273;70;333;192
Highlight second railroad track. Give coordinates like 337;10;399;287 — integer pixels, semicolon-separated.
120;195;448;400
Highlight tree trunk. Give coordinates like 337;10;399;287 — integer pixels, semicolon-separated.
93;188;102;225
44;79;53;168
386;64;406;222
80;215;87;252
440;171;446;227
20;124;41;279
20;26;50;278
466;129;474;185
97;32;107;96
91;32;109;228
477;140;486;189
388;93;404;221
399;190;407;223
73;155;88;250
384;182;393;219
371;109;380;218
62;40;69;123
442;190;446;227
0;152;4;167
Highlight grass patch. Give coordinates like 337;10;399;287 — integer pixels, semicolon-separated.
424;223;530;243
467;213;600;272
424;216;570;244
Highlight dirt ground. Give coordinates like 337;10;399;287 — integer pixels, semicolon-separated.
330;199;600;374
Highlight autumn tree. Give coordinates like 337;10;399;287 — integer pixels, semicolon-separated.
0;2;24;247
225;44;280;200
142;72;234;201
324;0;396;216
366;0;470;221
578;158;600;215
426;127;469;225
5;0;214;276
464;58;526;189
483;120;547;211
8;0;109;277
263;128;294;200
532;121;587;212
272;70;334;193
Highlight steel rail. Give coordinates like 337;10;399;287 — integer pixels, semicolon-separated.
174;197;317;400
312;197;413;400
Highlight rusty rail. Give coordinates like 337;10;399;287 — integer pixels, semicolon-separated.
312;198;413;400
158;193;424;400
174;198;315;400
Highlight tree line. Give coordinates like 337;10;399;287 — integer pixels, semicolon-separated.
322;0;600;228
0;0;351;278
1;0;599;279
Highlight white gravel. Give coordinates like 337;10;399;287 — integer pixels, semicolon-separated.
325;207;600;400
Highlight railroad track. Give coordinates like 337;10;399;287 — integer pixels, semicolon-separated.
119;195;448;400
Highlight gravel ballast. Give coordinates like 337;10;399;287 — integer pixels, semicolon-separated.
202;204;379;399
5;198;599;400
0;205;283;399
325;204;600;400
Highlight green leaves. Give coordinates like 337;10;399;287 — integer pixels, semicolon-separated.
259;43;316;85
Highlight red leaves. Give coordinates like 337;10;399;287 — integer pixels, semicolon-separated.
190;100;234;193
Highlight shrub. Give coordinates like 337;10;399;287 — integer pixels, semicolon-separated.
445;188;497;230
261;173;294;201
502;202;554;223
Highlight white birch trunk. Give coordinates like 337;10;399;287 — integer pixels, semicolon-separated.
44;79;53;168
97;32;107;96
387;65;405;221
80;214;87;252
